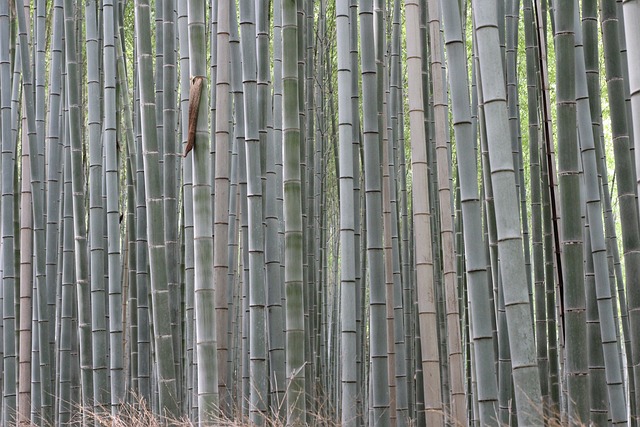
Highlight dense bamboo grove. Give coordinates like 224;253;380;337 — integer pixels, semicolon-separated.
2;0;640;425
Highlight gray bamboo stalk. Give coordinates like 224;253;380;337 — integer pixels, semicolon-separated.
535;0;565;358
103;0;125;412
582;0;632;407
282;0;307;423
15;1;53;421
440;0;499;424
44;2;64;421
31;0;55;418
388;1;409;424
226;138;239;416
85;0;110;410
134;64;152;406
599;0;640;419
471;1;543;424
125;158;138;405
59;108;75;425
177;0;196;415
349;1;365;420
238;1;268;422
336;2;357;425
187;0;218;420
555;1;590;423
405;1;443;425
426;0;466;423
574;2;628;422
34;0;55;413
381;48;398;427
360;0;391;423
302;1;315;414
398;98;414;422
229;5;247;414
616;0;635;170
238;121;251;418
214;0;231;414
261;0;286;417
370;3;397;423
63;0;94;409
622;2;640;412
1;0;17;422
583;230;609;426
625;0;640;209
208;0;218;216
274;4;287;369
540;139;560;417
522;0;550;417
505;0;532;308
257;0;281;419
162;0;182;398
134;0;180;417
155;0;164;161
18;67;34;427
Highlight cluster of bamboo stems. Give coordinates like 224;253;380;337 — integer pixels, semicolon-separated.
3;0;640;426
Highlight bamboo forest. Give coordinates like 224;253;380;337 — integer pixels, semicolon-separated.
5;0;640;425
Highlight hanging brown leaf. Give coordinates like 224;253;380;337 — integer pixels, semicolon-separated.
184;75;204;157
